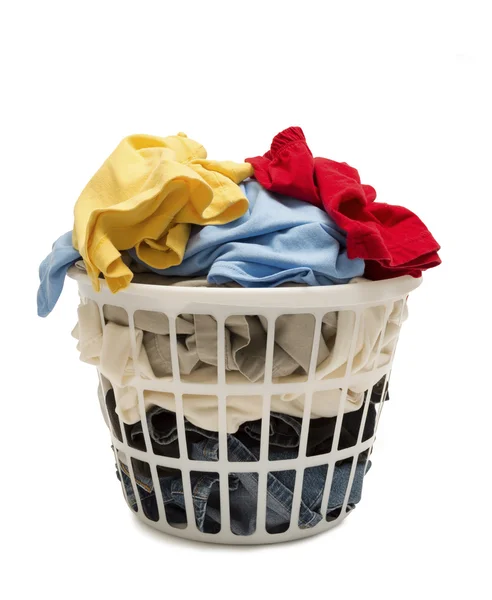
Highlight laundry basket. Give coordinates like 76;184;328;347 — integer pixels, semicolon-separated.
69;269;421;544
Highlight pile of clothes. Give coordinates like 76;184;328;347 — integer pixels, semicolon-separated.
38;127;440;534
37;126;440;316
75;290;400;533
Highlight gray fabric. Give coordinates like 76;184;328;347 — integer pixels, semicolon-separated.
103;303;339;383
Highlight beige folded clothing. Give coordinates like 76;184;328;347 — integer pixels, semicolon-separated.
73;276;405;431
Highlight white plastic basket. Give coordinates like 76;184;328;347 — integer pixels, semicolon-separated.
70;269;421;545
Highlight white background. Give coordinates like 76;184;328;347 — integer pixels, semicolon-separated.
1;1;491;598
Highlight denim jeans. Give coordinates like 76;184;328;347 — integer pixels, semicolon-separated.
117;405;373;535
119;456;369;535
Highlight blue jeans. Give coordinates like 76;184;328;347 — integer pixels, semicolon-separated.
118;409;371;535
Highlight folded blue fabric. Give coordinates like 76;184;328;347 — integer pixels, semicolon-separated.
37;231;81;317
131;180;364;286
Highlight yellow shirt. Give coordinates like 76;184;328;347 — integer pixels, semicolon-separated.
72;133;253;292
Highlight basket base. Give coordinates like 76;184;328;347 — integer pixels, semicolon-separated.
129;505;350;545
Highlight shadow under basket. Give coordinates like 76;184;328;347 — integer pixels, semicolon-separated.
70;268;420;545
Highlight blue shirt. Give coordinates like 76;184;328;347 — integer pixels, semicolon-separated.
37;231;81;317
131;180;364;286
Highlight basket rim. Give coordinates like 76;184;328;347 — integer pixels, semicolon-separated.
68;267;422;309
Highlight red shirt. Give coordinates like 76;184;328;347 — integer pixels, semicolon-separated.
246;127;440;279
